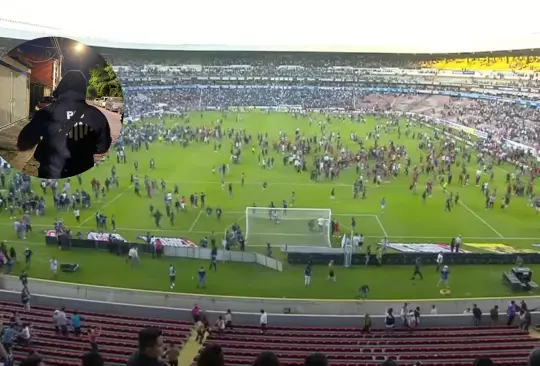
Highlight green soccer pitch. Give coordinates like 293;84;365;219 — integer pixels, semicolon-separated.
2;111;540;300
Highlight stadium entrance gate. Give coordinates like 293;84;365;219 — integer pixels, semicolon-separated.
0;57;30;128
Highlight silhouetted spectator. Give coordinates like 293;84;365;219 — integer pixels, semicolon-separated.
127;328;165;366
489;305;499;326
197;343;224;366
253;351;280;366
474;358;493;366
520;309;532;332
17;70;111;178
19;353;44;366
472;304;482;326
529;347;540;366
304;353;328;366
82;351;104;366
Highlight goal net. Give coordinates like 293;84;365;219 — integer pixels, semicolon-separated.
245;207;332;247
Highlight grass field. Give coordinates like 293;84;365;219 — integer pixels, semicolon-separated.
2;111;540;300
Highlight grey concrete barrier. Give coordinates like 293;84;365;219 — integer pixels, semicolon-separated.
1;275;539;327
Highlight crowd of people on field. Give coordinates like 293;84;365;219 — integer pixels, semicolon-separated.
122;86;540;161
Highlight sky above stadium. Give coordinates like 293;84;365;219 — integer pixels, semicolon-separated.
1;0;540;53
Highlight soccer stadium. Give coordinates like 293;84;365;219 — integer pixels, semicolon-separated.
2;20;540;366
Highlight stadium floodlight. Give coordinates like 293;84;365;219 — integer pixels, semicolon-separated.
245;207;332;248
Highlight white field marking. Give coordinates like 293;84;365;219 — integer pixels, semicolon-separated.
188;210;203;232
375;215;389;237
458;201;504;238
78;185;132;227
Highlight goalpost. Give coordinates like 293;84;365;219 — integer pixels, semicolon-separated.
245;207;332;247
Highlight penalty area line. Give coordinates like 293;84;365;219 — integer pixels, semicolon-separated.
375;215;389;237
188;210;203;232
78;185;132;227
458;201;504;238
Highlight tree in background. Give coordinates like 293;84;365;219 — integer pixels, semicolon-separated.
87;62;123;99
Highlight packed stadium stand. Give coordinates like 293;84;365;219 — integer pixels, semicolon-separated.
429;56;540;71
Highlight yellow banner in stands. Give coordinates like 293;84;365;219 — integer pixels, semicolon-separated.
465;243;537;254
462;126;475;135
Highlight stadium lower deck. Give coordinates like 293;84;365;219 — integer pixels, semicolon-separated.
2;300;537;366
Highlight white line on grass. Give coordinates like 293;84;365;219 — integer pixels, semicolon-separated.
78;186;132;227
458;201;504;238
188;210;203;232
375;215;389;237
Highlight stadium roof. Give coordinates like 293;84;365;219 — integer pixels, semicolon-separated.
2;0;540;54
4;25;540;54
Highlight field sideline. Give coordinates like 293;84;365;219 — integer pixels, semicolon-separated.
1;111;539;300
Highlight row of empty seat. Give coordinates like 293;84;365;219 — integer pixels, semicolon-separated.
0;301;191;366
1;300;537;366
201;323;536;366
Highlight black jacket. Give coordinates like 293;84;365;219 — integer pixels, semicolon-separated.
126;351;165;366
17;70;112;178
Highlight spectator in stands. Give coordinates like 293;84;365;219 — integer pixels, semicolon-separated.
215;315;225;334
194;319;206;345
162;342;180;366
88;326;101;352
192;304;201;323
399;303;408;326
473;358;494;366
489;305;499;326
127;328;165;366
16;322;31;346
472;304;482;326
53;308;69;336
81;351;104;366
507;300;518;325
0;343;13;366
1;323;14;352
71;310;82;336
380;360;398;366
197;344;224;366
224;309;233;329
21;287;30;312
529;347;540;366
19;353;44;366
304;353;328;366
260;309;268;334
385;308;395;332
253;351;280;366
520;308;532;331
362;313;372;334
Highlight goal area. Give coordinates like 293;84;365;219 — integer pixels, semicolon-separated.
245;207;332;247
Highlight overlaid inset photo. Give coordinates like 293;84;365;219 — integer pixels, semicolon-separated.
0;36;123;178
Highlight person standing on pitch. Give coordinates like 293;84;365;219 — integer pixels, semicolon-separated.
411;257;423;280
436;251;443;272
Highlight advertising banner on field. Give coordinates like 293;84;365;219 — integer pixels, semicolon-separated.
385;243;470;253
465;243;538;254
87;232;126;242
46;230;126;242
137;235;198;248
